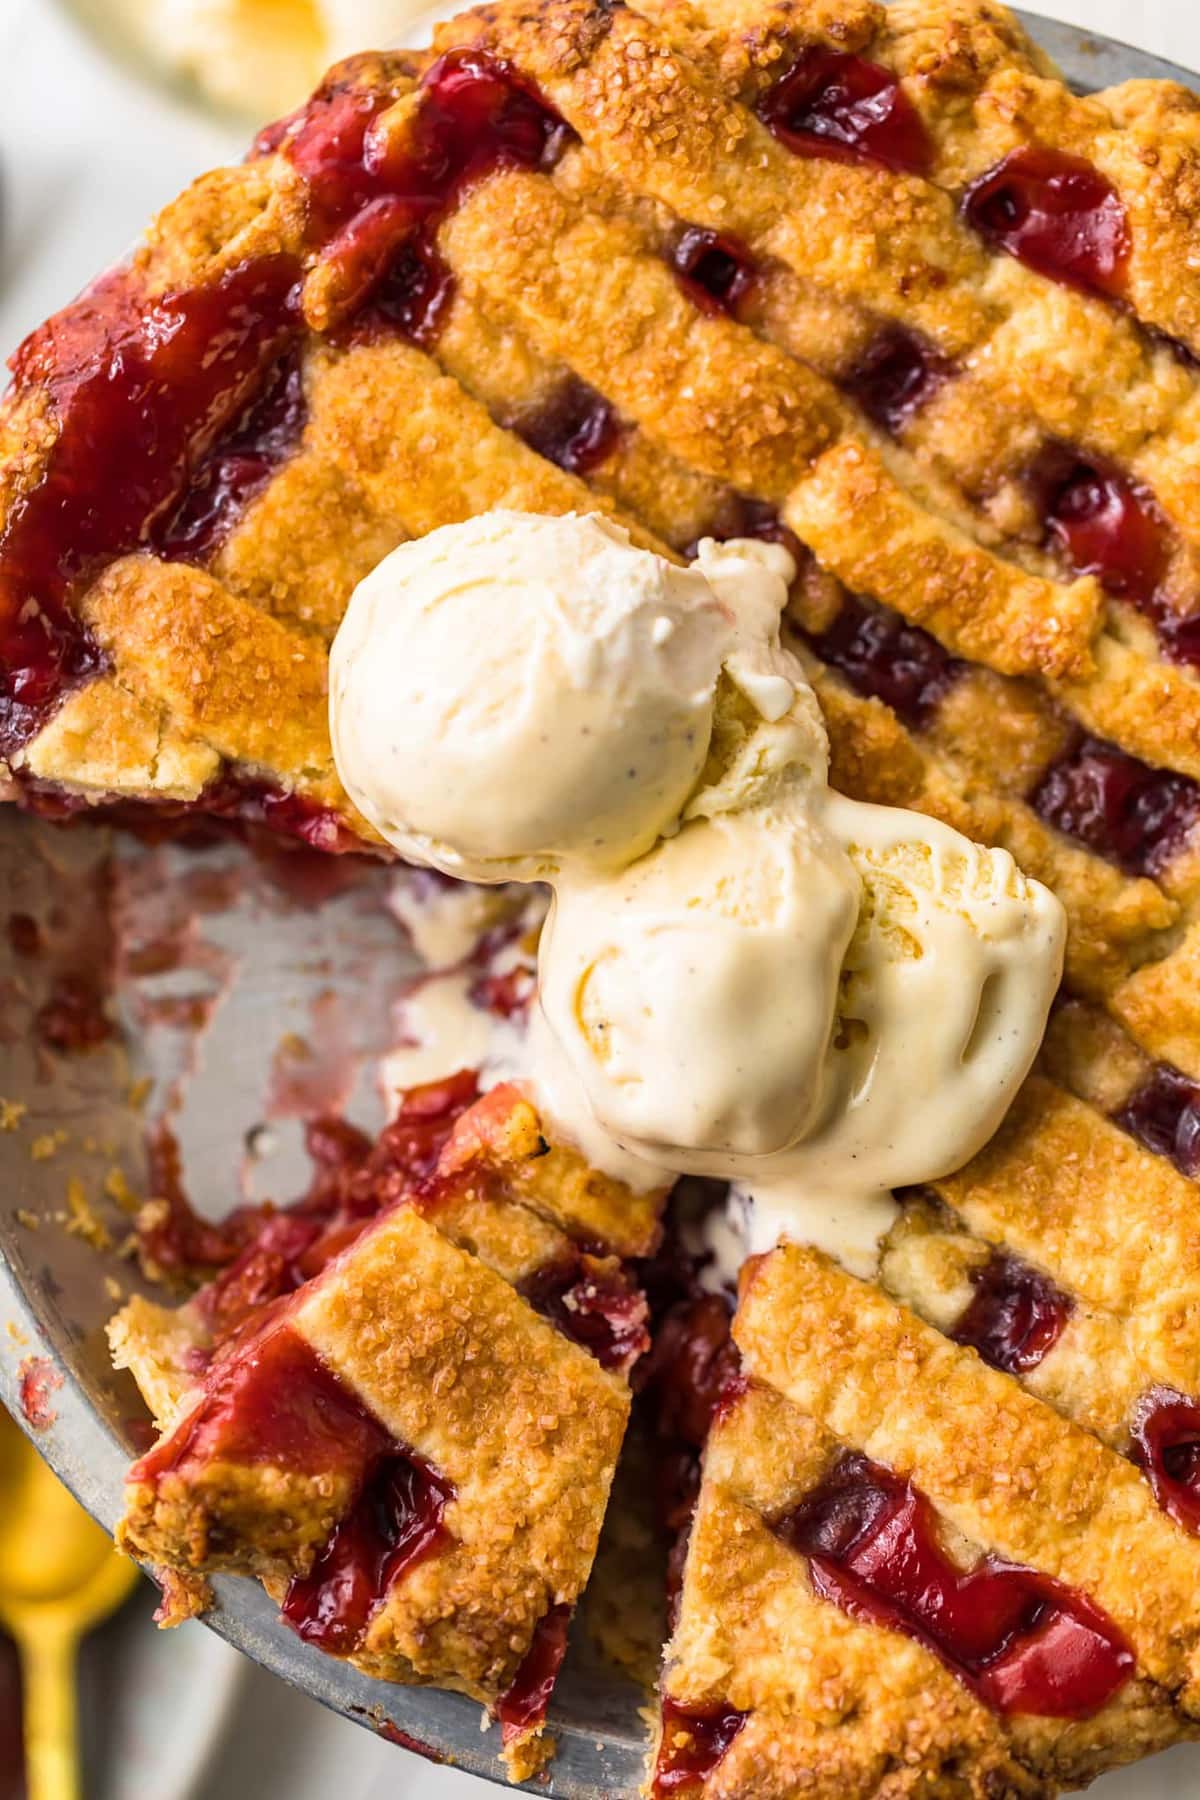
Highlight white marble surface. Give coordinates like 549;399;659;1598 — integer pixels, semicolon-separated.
3;0;1200;1794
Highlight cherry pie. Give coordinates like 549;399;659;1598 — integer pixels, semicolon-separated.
8;0;1200;1789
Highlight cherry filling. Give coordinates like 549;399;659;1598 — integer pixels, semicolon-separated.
520;1254;650;1372
0;50;570;768
963;147;1130;300
338;233;455;348
135;1316;453;1655
637;1264;741;1622
35;973;114;1053
136;1121;251;1284
155;350;309;563
137;1072;479;1327
1031;445;1168;608
1114;1061;1200;1178
132;1321;390;1491
200;777;367;855
951;1252;1073;1375
511;374;623;476
1030;445;1200;671
196;1206;345;1343
802;592;960;728
668;227;757;319
652;1697;749;1795
1152;607;1200;671
377;1723;445;1762
468;962;536;1018
18;1357;63;1430
205;1084;475;1337
271;49;571;229
775;1452;1133;1717
1;255;302;753
683;495;803;566
756;48;931;175
1029;734;1200;878
642;1291;741;1450
842;324;953;436
264;47;571;333
8;912;42;957
376;1068;482;1189
282;1449;452;1652
8;771;365;858
495;1603;572;1742
1130;1388;1200;1534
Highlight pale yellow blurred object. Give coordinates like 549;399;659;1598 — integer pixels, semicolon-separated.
0;1407;138;1800
97;0;419;118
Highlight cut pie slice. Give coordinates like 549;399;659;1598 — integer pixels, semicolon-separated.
655;1243;1200;1797
113;1074;663;1780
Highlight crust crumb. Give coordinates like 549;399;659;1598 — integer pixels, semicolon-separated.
64;1177;115;1252
30;1131;67;1162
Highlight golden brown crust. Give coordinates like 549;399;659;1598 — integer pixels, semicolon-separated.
672;1488;1040;1800
81;558;339;795
120;1455;357;1589
450;0;992;349
881;1197;1143;1448
785;444;1100;680
436;1078;667;1254
440;170;844;499
1055;636;1200;785
304;337;659;546
502;1128;665;1256
20;677;220;803
5;0;1200;811
5;0;1200;852
933;1075;1200;1347
107;1294;206;1432
662;1381;1186;1799
1110;920;1200;1078
735;1245;1200;1710
213;447;403;641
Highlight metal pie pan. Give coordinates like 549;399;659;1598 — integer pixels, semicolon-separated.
1;14;1197;1793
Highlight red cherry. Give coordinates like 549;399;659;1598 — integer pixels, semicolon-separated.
758;48;931;175
964;147;1130;299
775;1452;1132;1717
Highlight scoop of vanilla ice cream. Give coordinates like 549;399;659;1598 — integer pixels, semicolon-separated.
141;0;327;116
136;0;423;118
769;798;1065;1198
330;513;732;882
540;794;1064;1192
540;805;861;1160
330;507;1067;1282
693;537;805;729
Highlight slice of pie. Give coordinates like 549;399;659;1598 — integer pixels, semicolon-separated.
8;0;1200;1791
656;1250;1193;1798
112;1065;663;1779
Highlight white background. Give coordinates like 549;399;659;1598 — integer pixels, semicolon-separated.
1;1;1199;1795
